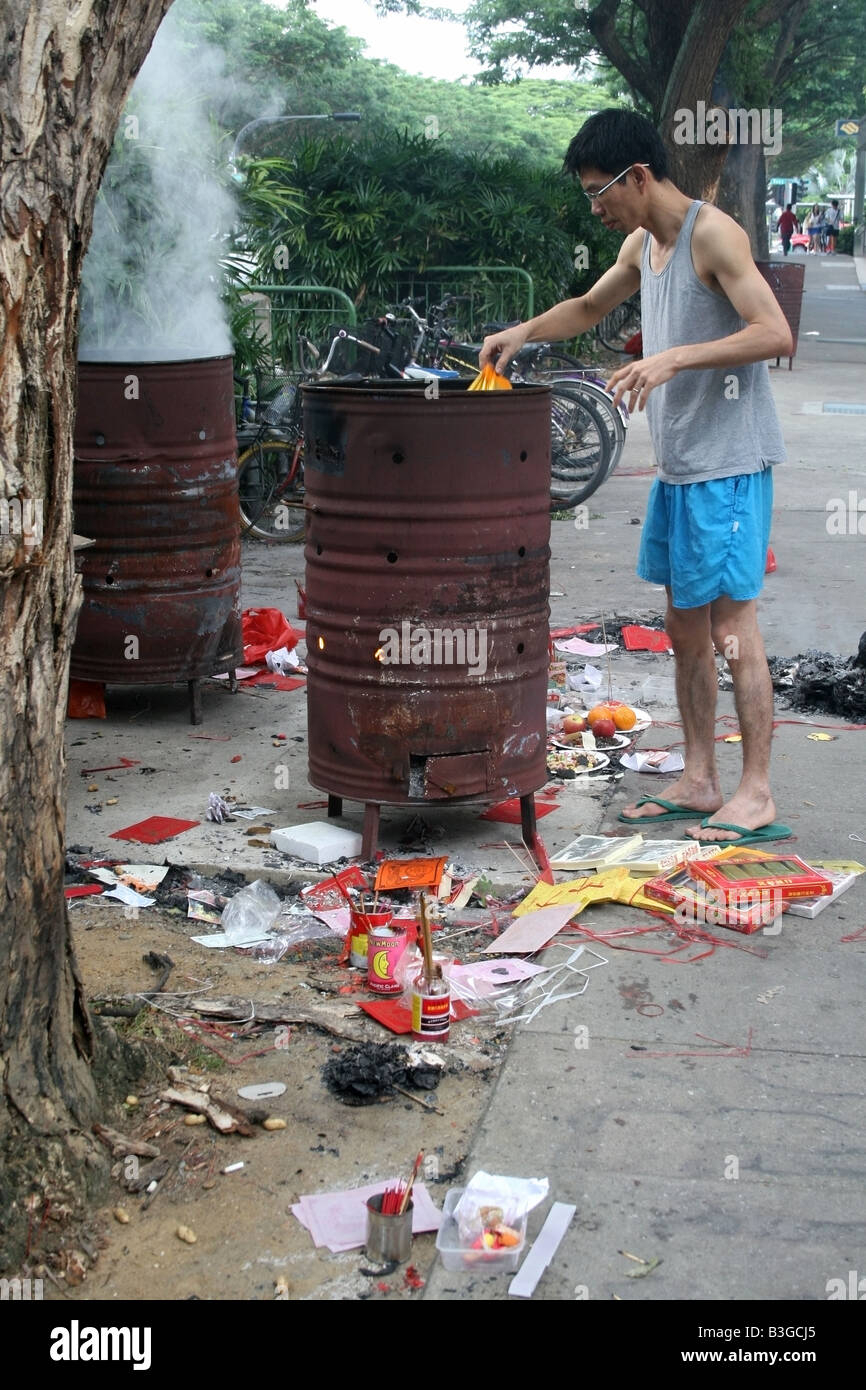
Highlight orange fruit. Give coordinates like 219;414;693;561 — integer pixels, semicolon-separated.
587;704;615;727
613;705;637;730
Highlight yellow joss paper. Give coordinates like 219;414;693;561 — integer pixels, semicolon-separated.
513;877;593;916
467;363;513;391
513;866;633;917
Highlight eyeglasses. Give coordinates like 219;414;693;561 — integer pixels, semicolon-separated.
580;163;650;202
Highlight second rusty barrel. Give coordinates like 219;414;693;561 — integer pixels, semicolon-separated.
72;355;242;688
303;379;551;807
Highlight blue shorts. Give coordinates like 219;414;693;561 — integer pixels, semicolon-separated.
637;469;774;610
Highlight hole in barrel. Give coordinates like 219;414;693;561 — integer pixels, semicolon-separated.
386;551;398;564
517;642;524;654
518;546;526;558
520;450;528;461
316;544;323;556
392;451;404;464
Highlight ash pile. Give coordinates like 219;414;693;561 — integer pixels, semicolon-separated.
768;631;866;719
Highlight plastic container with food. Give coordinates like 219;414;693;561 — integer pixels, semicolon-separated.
435;1187;527;1273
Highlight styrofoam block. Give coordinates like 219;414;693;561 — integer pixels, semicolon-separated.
270;821;363;865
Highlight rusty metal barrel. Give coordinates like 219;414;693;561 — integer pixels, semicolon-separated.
303;379;551;808
72;355;242;687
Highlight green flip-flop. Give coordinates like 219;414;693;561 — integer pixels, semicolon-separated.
618;797;718;825
685;818;793;847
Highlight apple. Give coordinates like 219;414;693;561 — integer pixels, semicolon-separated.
590;716;617;739
561;715;587;734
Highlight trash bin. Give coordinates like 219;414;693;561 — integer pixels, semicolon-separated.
755;260;805;369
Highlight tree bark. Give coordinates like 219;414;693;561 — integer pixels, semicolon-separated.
718;142;770;257
588;0;751;203
0;0;173;1270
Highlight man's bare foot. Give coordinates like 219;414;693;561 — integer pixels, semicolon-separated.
685;791;777;842
620;776;723;822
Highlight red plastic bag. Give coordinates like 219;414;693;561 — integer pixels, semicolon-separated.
241;608;303;665
67;678;106;719
623;330;643;357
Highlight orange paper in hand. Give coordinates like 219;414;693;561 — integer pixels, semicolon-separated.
467;364;512;391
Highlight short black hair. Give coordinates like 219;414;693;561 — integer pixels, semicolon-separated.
563;109;668;182
785;203;792;210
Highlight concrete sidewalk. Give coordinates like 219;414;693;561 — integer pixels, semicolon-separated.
63;253;866;1302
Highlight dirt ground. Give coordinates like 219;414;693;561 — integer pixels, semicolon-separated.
49;896;509;1302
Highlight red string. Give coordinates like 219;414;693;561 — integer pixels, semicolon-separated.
637;1028;754;1060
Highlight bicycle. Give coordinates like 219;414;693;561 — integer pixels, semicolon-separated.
236;326;396;541
236;374;305;541
595;292;642;353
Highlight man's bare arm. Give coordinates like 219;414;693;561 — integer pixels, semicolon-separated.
479;233;642;371
672;213;793;367
608;213;792;411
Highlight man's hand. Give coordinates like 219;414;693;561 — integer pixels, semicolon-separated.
478;323;530;375
607;349;680;412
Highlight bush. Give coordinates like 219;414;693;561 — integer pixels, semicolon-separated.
836;224;855;255
231;130;621;350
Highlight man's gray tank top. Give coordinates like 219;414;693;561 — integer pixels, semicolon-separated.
640;200;786;483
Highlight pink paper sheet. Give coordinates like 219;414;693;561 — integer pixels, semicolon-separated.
482;903;579;954
292;1181;442;1252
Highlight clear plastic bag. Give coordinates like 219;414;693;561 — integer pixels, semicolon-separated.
219;879;282;942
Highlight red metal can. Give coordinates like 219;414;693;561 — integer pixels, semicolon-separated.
349;909;392;971
367;926;408;995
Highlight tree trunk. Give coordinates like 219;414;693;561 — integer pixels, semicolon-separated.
0;0;173;1270
718;142;770;258
588;0;750;202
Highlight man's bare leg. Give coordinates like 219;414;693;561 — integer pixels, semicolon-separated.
620;594;724;822
685;596;776;842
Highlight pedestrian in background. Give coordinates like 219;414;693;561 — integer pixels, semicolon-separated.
777;203;799;256
805;204;824;253
823;200;841;254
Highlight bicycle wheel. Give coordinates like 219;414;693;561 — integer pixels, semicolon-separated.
596;295;641;352
559;377;627;474
526;368;627;475
548;385;613;509
237;439;305;541
524;346;585;375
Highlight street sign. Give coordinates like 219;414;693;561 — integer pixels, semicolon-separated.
835;118;865;137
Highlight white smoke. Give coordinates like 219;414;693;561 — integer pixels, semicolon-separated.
79;12;238;361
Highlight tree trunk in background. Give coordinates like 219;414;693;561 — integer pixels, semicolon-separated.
588;0;750;203
719;142;770;257
0;0;173;1270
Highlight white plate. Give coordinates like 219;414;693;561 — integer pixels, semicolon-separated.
552;731;632;751
547;748;610;773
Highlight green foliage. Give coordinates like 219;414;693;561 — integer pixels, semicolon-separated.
836;225;854;255
169;0;606;169
231;129;620;339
